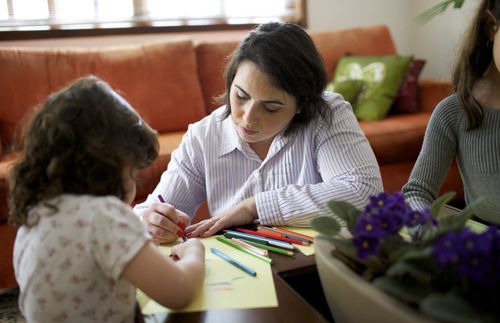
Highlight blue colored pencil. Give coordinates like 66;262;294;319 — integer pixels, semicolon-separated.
224;230;295;250
210;247;257;277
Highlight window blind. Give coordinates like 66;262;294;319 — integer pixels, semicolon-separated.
0;0;305;31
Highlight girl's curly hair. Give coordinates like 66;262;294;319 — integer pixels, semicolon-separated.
8;75;159;227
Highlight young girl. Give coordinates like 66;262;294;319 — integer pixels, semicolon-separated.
9;76;205;322
403;0;500;225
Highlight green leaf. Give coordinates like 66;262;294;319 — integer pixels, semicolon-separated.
373;276;429;304
311;216;341;236
431;191;456;219
420;292;482;323
438;198;483;233
386;260;433;284
419;222;440;242
453;0;465;8
415;0;464;25
326;200;361;229
317;236;357;259
397;247;433;262
380;235;411;257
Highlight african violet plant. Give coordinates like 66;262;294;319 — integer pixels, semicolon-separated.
312;191;500;323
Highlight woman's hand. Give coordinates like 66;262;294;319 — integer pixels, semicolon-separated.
141;202;191;244
185;197;258;238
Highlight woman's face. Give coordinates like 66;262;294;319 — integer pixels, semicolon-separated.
230;60;298;156
493;23;500;73
122;166;138;205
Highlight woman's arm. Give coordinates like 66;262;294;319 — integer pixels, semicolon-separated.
133;123;207;242
402;96;459;210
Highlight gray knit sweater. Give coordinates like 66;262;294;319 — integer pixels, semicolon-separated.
402;94;500;224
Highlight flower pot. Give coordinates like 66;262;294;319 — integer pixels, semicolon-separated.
314;238;436;323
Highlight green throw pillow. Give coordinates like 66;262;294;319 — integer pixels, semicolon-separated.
326;79;364;103
333;55;413;121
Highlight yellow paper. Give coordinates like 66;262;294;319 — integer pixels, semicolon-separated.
137;236;277;314
279;226;319;256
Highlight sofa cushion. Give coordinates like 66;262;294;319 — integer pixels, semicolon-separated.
332;55;413;121
326;79;364;103
311;25;398;83
0;154;19;222
0;40;206;149
135;131;184;201
390;59;426;114
196;41;240;113
360;112;431;163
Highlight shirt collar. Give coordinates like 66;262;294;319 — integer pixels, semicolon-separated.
218;115;240;157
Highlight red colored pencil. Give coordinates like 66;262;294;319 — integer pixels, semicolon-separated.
236;228;310;246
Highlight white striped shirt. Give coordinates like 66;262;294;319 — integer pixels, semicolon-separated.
134;92;383;226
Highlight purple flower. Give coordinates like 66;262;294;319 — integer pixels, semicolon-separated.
354;217;385;238
433;232;460;267
353;235;381;261
434;228;500;286
362;192;411;235
405;208;435;227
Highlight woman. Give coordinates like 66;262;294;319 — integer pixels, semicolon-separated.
403;0;500;224
134;22;383;243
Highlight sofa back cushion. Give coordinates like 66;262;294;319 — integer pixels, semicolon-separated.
0;40;206;150
196;40;240;113
311;25;398;82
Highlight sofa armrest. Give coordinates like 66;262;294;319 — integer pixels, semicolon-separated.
417;79;452;113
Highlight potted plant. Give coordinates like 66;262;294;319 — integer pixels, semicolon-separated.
416;0;466;24
312;192;500;323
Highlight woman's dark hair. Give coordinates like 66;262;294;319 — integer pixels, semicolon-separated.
8;75;159;227
453;0;500;129
220;22;331;134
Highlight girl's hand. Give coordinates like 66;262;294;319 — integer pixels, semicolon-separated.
170;238;205;259
185;197;257;238
141;202;191;244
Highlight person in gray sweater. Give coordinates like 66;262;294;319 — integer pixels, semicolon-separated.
403;0;500;225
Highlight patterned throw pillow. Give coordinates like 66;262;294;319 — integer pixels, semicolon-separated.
390;59;426;114
331;55;413;121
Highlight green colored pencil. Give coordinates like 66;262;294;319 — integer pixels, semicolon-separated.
243;239;295;257
216;236;273;264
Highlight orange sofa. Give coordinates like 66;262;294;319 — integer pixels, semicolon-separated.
0;24;463;288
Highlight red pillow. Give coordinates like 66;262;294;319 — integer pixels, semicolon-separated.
390;59;426;114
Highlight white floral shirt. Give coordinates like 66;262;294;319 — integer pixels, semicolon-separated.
13;195;151;323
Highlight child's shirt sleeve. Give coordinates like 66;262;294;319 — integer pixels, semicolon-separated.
90;197;152;281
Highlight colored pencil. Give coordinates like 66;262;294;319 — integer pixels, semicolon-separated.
271;227;315;242
258;226;313;243
216;236;273;263
224;230;295;250
236;228;310;246
243;240;295;257
210;247;257;277
232;238;269;257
